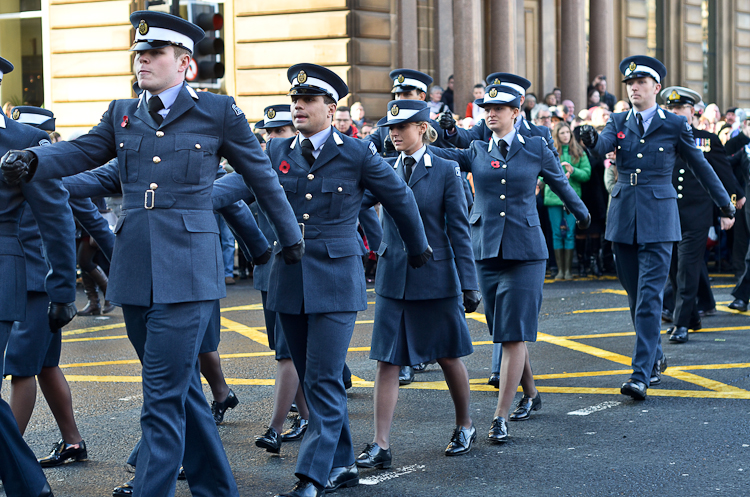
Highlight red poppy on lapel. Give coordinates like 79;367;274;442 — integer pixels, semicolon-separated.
491;160;501;169
617;131;625;139
121;116;129;128
279;161;290;174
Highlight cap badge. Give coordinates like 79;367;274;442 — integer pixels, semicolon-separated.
11;108;20;120
397;74;405;84
489;88;498;98
669;90;680;101
390;105;399;117
297;70;307;84
290;89;298;95
492;78;501;84
267;108;276;119
628;61;637;72
138;20;149;36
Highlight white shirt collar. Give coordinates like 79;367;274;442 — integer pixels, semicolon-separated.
0;113;5;129
145;82;183;112
401;144;427;166
299;126;333;158
492;128;516;148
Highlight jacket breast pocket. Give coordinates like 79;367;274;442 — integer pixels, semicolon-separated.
325;238;365;258
526;214;541;227
279;177;298;203
652;186;677;200
116;135;142;184
173;134;219;185
611;184;622;198
183;213;220;234
319;178;356;219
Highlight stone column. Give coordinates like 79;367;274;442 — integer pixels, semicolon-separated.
452;0;483;116
588;0;615;95
396;0;419;68
538;0;556;98
434;0;454;88
558;0;586;112
489;0;516;73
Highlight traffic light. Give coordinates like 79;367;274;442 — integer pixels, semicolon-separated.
186;1;224;85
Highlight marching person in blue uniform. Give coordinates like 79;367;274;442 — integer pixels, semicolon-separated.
579;56;735;400
0;55;76;497
659;86;742;343
354;100;481;470
431;85;589;443
263;63;430;497
0;12;302;497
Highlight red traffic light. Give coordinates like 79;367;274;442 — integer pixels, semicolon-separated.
195;12;223;31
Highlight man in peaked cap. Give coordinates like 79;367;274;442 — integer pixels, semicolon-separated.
657;86;743;344
256;104;297;139
0;10;302;497
0;56;77;497
579;56;735;400
265;62;430;497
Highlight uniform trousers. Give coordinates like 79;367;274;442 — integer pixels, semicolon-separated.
279;311;357;487
696;264;716;312
0;321;50;497
613;242;672;384
669;229;708;328
122;300;238;497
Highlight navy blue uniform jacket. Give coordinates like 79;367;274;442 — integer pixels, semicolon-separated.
590;108;731;243
362;149;478;300
25;84;300;306
446;115;559;160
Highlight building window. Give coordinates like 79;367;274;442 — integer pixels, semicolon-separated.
646;0;664;62
0;1;44;110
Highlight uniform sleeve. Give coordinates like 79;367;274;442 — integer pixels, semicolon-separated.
725;131;750;156
363;127;384;154
677;120;731;208
538;125;561;162
442;162;479;291
445;121;485;149
62;160;122;198
539;140;589;221
590;117;618;158
69;197;115;261
427;145;474;172
358;205;383;251
218;97;301;247
211;171;256;210
218;199;269;259
706;135;744;199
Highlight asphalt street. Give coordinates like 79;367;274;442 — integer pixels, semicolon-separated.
2;273;750;496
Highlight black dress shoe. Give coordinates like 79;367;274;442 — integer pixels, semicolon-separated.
620;379;648;400
445;424;476;456
290;402;298;413
325;464;359;492
178;466;186;480
398;365;415;385
487;416;509;443
38;439;87;467
281;416;308;442
355;442;392;469
487;373;500;388
413;360;436;372
211;389;239;425
661;309;673;322
649;354;667;385
699;308;717;317
508;393;542;421
728;299;748;312
669;326;689;343
255;427;281;453
275;480;324;497
38;482;54;497
112;477;135;497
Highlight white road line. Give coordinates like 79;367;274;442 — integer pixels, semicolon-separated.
567;401;621;416
359;464;426;485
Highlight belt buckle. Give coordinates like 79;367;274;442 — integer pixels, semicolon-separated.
145;189;155;209
630;172;638;186
298;222;305;238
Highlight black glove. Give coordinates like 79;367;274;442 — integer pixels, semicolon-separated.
408;245;433;269
720;203;736;219
576;213;592;230
282;239;304;265
383;136;396;155
253;246;273;265
438;112;456;132
1;150;38;185
578;125;598;148
48;302;77;333
463;290;482;313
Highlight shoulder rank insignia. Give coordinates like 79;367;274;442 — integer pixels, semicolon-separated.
368;141;377;155
38;139;51;146
455;165;461;177
232;103;244;116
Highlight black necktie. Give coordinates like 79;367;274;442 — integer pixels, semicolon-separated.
300;138;315;166
636;112;645;135
403;156;416;183
499;140;509;159
148;96;164;125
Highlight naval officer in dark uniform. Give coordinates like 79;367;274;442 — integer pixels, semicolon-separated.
264;63;430;497
660;86;743;344
1;12;302;497
580;56;735;400
0;55;76;497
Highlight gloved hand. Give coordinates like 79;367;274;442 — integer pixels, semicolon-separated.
438;112;456;132
408;245;433;269
282;239;305;265
576;213;592;230
383;136;396;155
578;125;598;148
463;290;482;313
253;246;273;265
48;302;77;333
1;150;38;185
720;203;736;219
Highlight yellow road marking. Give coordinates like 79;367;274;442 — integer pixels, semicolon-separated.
62;323;126;336
592;289;627;295
220;304;264;312
573;307;630;314
220;317;268;346
63;335;128;343
716;305;748;315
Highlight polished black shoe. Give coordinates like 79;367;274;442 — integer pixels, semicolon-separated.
445;424;476;456
281;416;308;442
38;439;87;467
728;299;748;312
508;393;542;421
650;354;668;386
356;442;392;469
413;360;436;372
255;427;281;453
275;480;324;497
112;477;134;496
699;307;717;317
178;466;186;480
290;402;298;413
211;389;239;425
488;416;508;443
325;464;359;492
398;365;415;385
661;309;673;322
38;482;54;497
669;326;689;344
487;373;500;388
620;379;648;400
